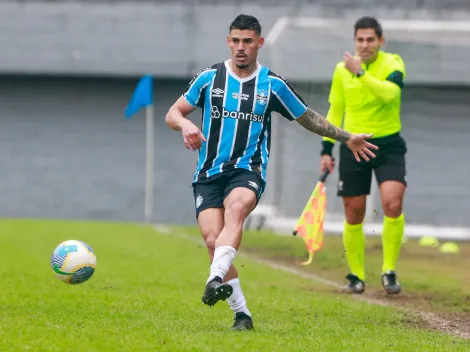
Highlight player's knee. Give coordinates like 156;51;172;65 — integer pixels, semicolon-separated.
203;234;218;254
383;199;402;218
200;228;220;253
225;199;248;225
344;206;366;224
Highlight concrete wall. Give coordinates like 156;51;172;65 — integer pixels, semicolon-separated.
1;2;470;84
1;75;469;227
0;76;194;224
1;1;469;227
266;83;470;228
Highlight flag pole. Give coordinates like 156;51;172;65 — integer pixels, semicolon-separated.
144;104;155;222
124;74;154;223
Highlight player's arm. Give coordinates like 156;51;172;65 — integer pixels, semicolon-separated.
165;69;210;150
165;97;206;151
269;73;377;161
297;109;350;143
296;108;378;162
165;96;197;131
269;72;349;142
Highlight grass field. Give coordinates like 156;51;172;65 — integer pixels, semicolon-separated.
1;219;470;351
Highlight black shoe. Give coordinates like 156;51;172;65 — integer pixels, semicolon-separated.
202;276;233;307
381;271;401;294
343;273;365;294
231;312;254;331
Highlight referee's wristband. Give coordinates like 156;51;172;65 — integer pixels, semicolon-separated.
320;141;334;156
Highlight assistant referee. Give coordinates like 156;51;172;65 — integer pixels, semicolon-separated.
320;16;407;295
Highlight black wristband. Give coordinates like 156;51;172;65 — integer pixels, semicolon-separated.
320;141;334;156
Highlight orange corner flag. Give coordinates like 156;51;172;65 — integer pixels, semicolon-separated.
293;170;329;265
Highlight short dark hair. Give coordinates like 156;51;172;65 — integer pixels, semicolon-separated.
354;16;383;38
229;14;262;36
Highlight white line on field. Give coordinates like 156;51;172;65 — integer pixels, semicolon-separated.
153;224;470;339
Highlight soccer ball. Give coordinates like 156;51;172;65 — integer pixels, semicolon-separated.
51;240;97;284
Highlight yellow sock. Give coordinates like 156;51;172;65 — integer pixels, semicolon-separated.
382;214;405;273
342;222;365;280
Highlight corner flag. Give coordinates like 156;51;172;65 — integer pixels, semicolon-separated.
124;75;155;223
293;169;329;265
125;75;153;119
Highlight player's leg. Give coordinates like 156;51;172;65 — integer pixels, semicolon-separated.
193;181;236;308
223;171;262;331
338;144;373;293
222;188;257;331
375;134;407;294
202;186;257;303
202;170;262;330
196;206;252;326
197;208;239;282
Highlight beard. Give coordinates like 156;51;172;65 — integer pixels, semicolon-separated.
236;63;250;69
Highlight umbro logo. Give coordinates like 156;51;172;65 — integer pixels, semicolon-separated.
212;88;224;98
248;181;259;191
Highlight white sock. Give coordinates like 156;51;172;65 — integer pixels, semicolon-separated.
207;246;236;283
226;278;252;318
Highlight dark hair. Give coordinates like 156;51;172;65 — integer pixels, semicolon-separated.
229;14;262;36
354;16;383;38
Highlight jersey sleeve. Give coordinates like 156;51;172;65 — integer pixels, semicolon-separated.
328;64;345;106
385;54;406;87
268;73;308;121
182;67;213;108
323;64;345;144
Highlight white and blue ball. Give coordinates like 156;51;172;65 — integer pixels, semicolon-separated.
51;240;96;284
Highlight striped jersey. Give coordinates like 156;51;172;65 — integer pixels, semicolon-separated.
183;60;308;184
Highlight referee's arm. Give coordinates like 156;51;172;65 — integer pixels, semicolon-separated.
357;70;403;103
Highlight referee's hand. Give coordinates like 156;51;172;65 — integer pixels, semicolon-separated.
346;133;379;162
181;120;207;151
320;155;335;174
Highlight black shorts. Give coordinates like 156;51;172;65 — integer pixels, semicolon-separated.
337;132;407;197
192;169;265;218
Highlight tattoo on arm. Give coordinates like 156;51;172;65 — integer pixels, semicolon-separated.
296;108;351;143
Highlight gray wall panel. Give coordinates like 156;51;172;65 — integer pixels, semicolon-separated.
0;2;469;84
0;76;469;227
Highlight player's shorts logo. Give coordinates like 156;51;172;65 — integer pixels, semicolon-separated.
195;194;203;208
210;106;221;119
337;180;344;191
256;89;268;105
248;181;259;191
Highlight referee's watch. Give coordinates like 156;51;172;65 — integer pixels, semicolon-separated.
356;68;365;77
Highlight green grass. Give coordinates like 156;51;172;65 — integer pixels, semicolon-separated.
0;219;469;351
218;227;470;315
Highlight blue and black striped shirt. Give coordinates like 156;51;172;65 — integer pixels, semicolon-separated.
183;60;307;184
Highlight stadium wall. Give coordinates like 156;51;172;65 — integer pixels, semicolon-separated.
1;1;470;84
2;1;469;234
1;75;469;232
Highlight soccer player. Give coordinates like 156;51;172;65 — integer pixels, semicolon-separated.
165;14;378;330
319;16;407;295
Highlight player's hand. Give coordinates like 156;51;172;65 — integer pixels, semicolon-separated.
181;120;207;151
346;133;379;162
320;155;335;174
343;51;362;75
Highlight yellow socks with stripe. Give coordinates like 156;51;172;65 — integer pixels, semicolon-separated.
342;222;365;281
382;214;405;273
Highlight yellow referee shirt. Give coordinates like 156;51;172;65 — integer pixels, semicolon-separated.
323;51;406;145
